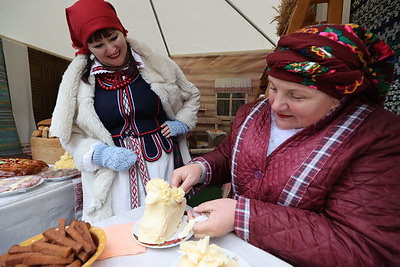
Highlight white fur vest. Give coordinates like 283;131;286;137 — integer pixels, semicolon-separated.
50;37;200;222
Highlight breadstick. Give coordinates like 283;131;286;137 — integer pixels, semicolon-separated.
43;228;82;254
77;221;96;248
23;252;74;265
39;265;66;267
70;219;82;230
7;244;33;254
32;241;72;258
66;226;94;253
0;253;8;266
70;221;96;253
67;259;82;267
4;252;32;266
58;218;66;237
76;250;90;263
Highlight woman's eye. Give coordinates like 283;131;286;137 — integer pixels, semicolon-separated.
110;35;118;41
269;87;277;92
291;95;304;100
93;44;103;48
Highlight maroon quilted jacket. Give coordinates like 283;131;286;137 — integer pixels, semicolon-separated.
198;98;400;266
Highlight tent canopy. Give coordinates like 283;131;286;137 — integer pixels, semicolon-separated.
0;0;280;59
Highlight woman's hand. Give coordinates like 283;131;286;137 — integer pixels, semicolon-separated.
170;163;202;194
191;198;237;238
161;121;189;138
161;123;171;138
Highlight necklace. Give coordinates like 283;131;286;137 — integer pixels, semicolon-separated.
96;71;136;91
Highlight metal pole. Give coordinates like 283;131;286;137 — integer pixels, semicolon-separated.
149;0;171;56
224;0;276;47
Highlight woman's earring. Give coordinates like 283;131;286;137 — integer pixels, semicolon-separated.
90;54;95;60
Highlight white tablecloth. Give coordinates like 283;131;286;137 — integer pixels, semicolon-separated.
0;179;81;254
92;206;292;267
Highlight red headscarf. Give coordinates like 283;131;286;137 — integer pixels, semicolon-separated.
66;0;128;56
266;24;395;106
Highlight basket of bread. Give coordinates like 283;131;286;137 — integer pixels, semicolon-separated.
30;119;66;165
0;218;106;267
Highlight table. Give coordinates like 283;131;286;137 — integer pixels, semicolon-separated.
92;206;292;267
0;178;82;254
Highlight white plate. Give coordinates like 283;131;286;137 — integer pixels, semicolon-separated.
43;173;79;182
0;177;44;197
170;248;250;267
132;215;193;248
38;168;80;182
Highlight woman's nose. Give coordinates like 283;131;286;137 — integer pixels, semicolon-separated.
270;94;287;111
106;43;117;53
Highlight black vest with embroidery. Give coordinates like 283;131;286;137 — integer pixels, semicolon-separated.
94;74;173;161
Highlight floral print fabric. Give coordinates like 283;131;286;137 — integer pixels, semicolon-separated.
266;24;395;106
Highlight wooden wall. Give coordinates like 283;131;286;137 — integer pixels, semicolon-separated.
172;51;269;135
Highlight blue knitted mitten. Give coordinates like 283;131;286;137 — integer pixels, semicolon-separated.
165;120;189;136
92;143;137;171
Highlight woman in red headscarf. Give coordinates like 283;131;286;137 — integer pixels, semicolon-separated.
171;24;400;266
50;0;200;222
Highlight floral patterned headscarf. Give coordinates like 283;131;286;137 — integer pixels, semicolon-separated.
266;24;395;106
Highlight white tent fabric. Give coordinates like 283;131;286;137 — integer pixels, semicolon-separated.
0;0;280;59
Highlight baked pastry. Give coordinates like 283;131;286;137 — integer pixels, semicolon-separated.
31;130;42;137
137;178;186;244
0;158;48;178
32;118;56;139
37;118;52;127
178;236;240;267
